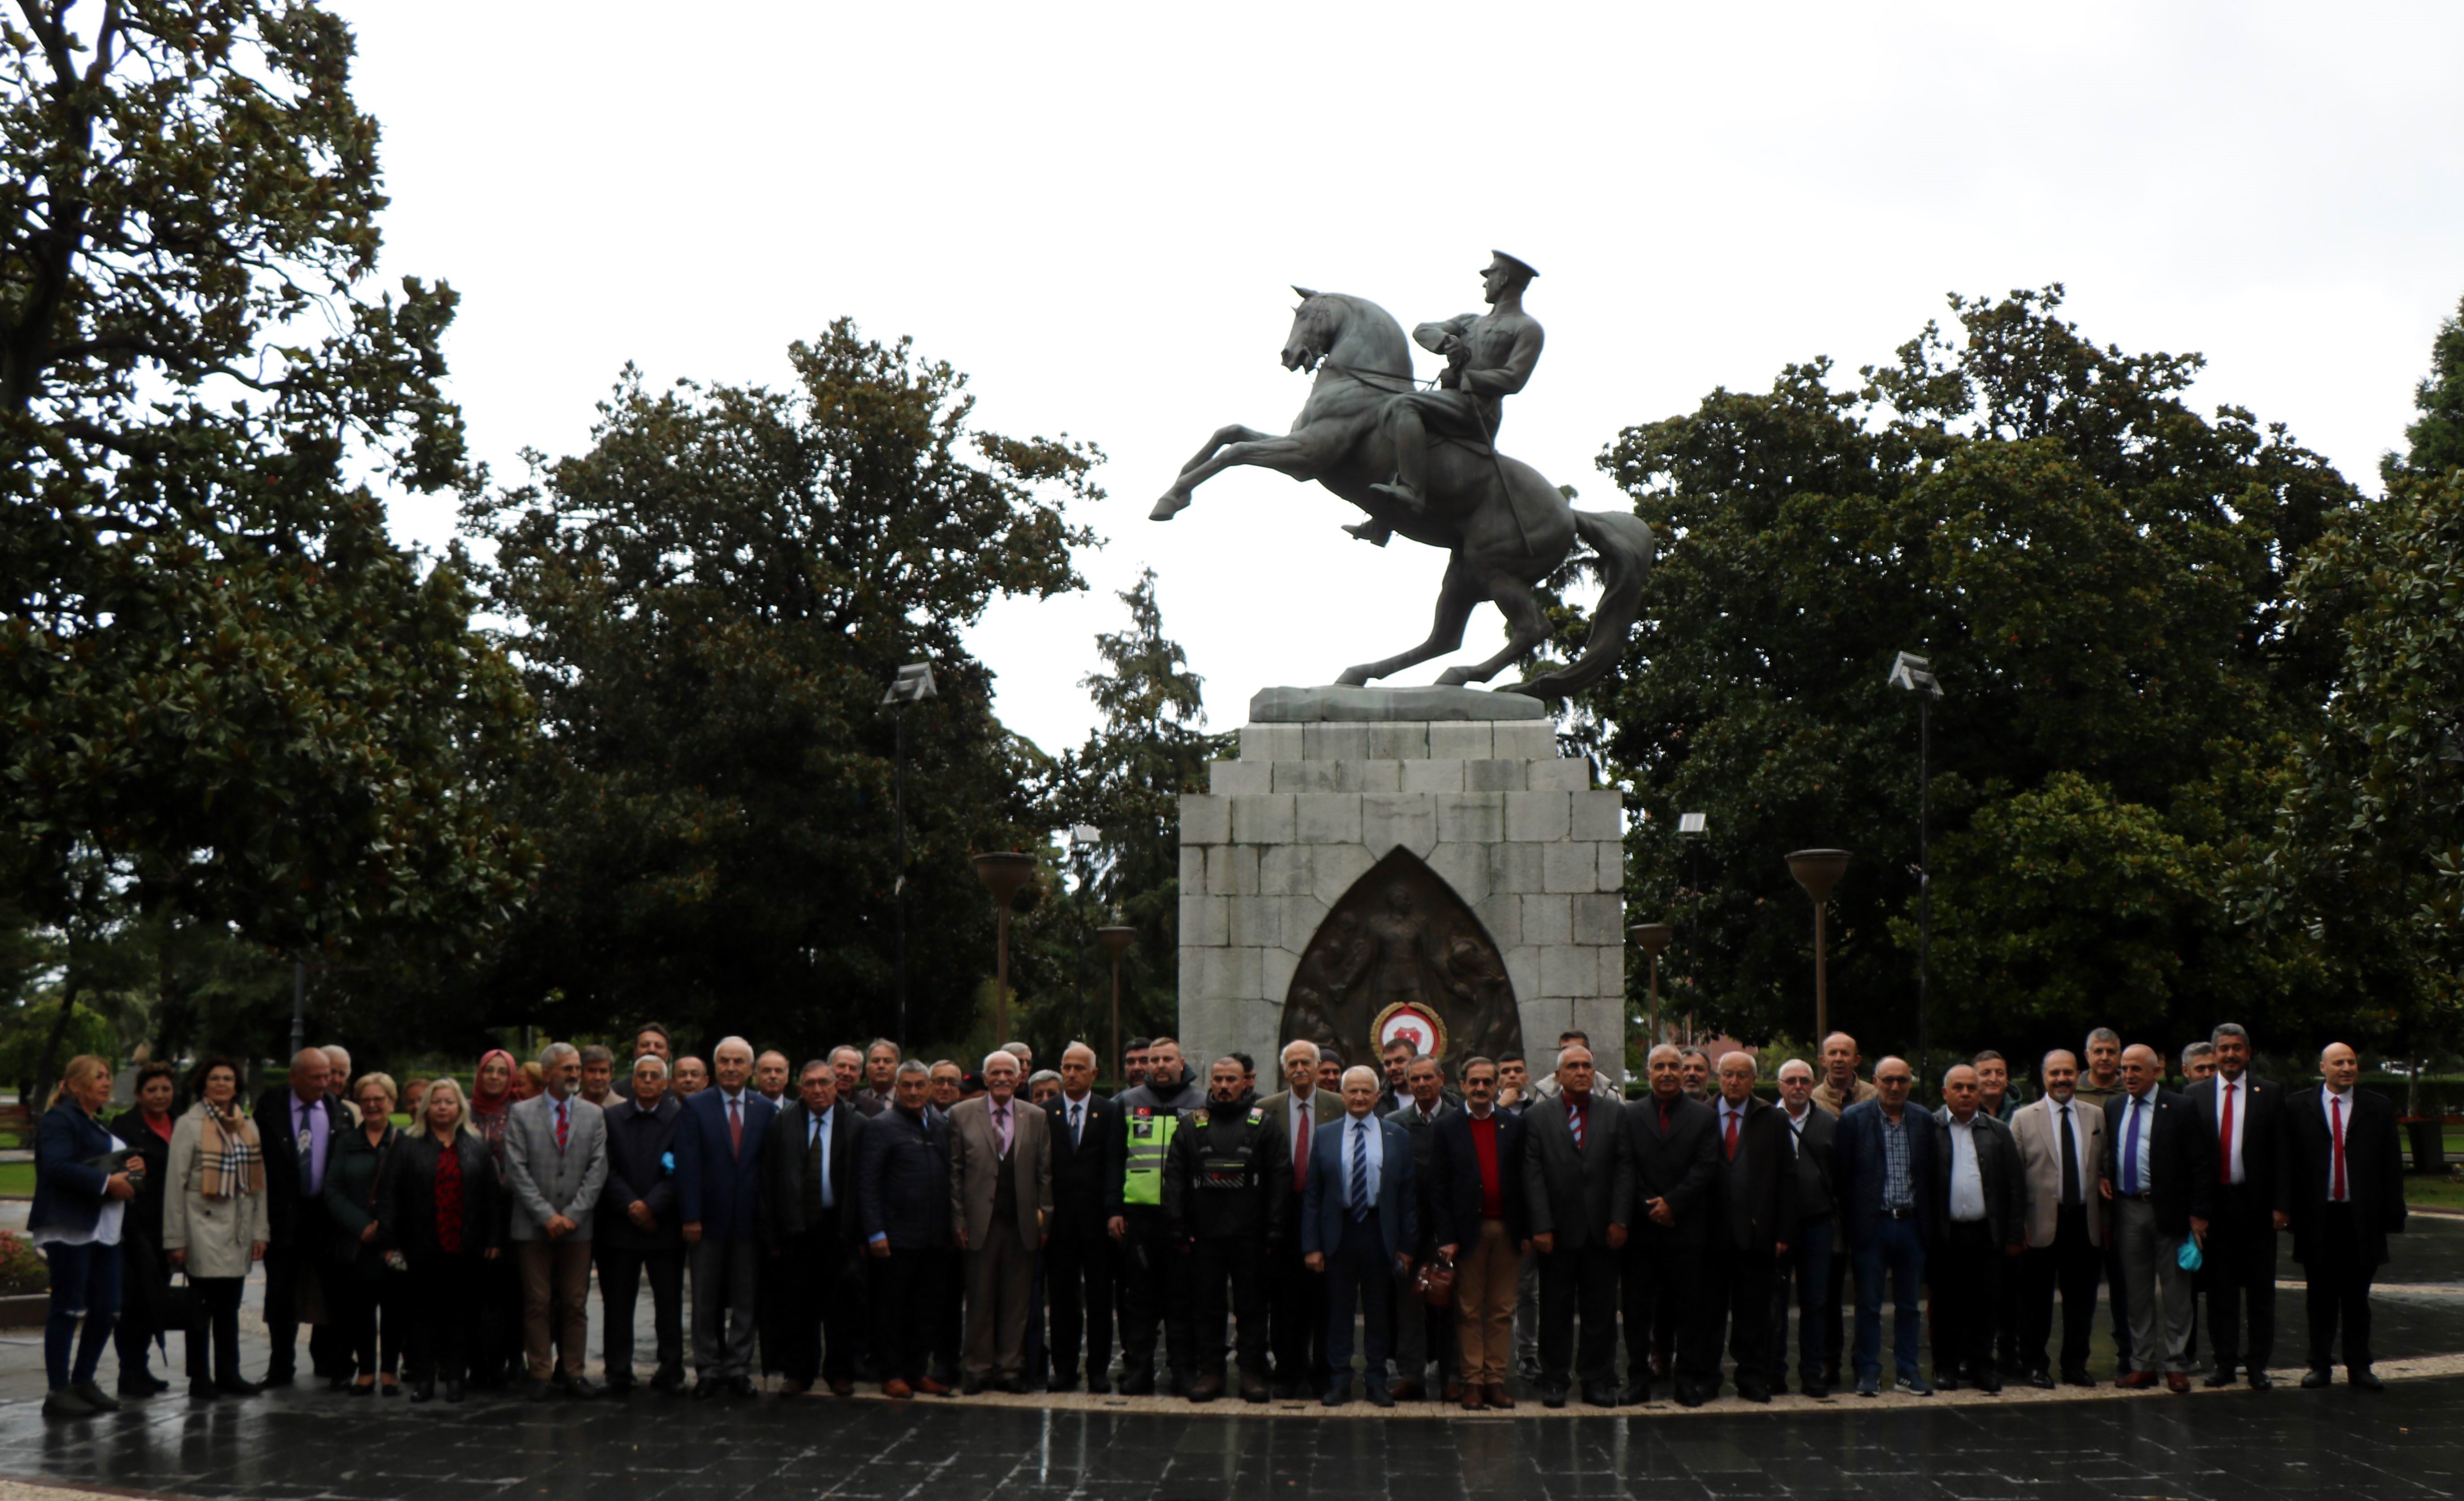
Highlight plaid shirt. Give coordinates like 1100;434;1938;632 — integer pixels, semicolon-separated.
1879;1111;1914;1210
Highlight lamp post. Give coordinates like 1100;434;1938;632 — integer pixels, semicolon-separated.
1095;923;1136;1093
1677;811;1708;1021
881;662;938;1048
1785;849;1852;1043
1627;922;1673;1050
1889;651;1944;1092
973;851;1037;1048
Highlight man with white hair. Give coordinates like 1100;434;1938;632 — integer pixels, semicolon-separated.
1526;1043;1630;1408
1770;1056;1838;1396
503;1042;610;1399
1259;1038;1341;1399
675;1036;774;1397
949;1050;1052;1393
1301;1065;1416;1407
1043;1041;1116;1392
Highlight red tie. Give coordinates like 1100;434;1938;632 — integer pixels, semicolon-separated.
555;1100;569;1152
1724;1108;1739;1162
728;1095;744;1155
1293;1106;1310;1192
1569;1100;1584;1149
2330;1094;2346;1202
2217;1081;2235;1185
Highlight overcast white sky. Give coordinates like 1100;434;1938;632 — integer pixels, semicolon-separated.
336;1;2464;759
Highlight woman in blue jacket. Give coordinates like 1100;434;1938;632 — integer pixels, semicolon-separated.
30;1055;139;1420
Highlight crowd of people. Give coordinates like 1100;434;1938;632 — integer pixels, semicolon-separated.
24;1018;2410;1421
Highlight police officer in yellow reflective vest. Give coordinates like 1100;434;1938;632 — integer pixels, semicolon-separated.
1166;1055;1292;1403
1105;1037;1200;1394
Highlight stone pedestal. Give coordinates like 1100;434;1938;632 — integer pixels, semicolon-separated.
1176;689;1628;1086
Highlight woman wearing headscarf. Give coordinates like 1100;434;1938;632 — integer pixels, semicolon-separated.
107;1059;178;1397
324;1072;404;1395
379;1076;504;1403
30;1055;138;1419
162;1056;265;1400
466;1051;522;1387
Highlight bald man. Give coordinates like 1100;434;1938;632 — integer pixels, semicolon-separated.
2100;1043;2202;1391
2284;1043;2406;1389
254;1047;351;1385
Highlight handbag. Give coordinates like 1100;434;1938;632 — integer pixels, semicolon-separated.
1414;1252;1456;1308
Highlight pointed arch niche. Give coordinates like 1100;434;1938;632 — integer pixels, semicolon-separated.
1279;848;1522;1076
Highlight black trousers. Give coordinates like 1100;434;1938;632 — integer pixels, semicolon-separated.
1539;1239;1619;1388
1993;1234;2027;1372
595;1243;684;1378
1929;1221;2002;1378
2204;1188;2279;1374
1046;1218;1114;1382
401;1254;479;1385
1267;1232;1327;1389
471;1249;524;1385
2303;1204;2376;1372
1621;1229;1701;1386
1323;1212;1396;1386
1769;1215;1831;1386
1690;1245;1775;1392
260;1204;331;1378
112;1235;171;1379
1190;1234;1270;1375
330;1267;402;1379
1116;1212;1194;1378
2022;1205;2102;1376
1822;1232;1852;1383
774;1224;855;1384
871;1247;959;1384
184;1276;245;1384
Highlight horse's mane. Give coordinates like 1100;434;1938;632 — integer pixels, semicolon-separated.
1316;292;1413;379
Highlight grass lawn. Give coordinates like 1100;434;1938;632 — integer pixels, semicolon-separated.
0;1161;31;1200
2405;1172;2464;1213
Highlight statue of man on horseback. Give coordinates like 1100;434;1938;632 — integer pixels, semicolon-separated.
1149;253;1653;700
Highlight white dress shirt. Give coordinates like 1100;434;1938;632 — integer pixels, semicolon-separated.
1944;1112;1986;1221
2214;1074;2248;1185
1340;1112;1384;1208
2322;1085;2354;1201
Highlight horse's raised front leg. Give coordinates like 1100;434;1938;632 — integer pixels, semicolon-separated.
1336;559;1480;686
1436;571;1551;686
1151;428;1311;520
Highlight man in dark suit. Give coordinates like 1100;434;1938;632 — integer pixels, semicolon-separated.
1258;1038;1343;1399
1383;1054;1458;1400
859;1060;958;1397
1618;1042;1716;1404
2100;1042;2204;1391
2281;1042;2406;1390
1929;1063;2026;1393
1431;1054;1525;1410
2183;1022;2284;1389
758;1059;863;1394
1301;1065;1416;1408
1042;1042;1116;1393
1687;1052;1797;1405
254;1047;350;1386
1523;1043;1629;1409
598;1053;685;1392
1770;1058;1837;1396
676;1036;776;1398
1835;1056;1942;1397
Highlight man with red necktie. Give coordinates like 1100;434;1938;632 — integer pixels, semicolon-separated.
676;1037;775;1398
2183;1022;2285;1389
1258;1039;1342;1400
1617;1042;1716;1406
2280;1041;2405;1390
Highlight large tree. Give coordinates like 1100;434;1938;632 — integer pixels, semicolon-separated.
0;0;535;1083
464;324;1098;1055
1578;288;2361;1067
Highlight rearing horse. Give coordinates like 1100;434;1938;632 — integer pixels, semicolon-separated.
1149;289;1653;698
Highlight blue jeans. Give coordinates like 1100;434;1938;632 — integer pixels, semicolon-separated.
1852;1216;1924;1381
42;1240;123;1390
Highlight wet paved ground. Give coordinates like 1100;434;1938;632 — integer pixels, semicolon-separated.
0;1214;2455;1501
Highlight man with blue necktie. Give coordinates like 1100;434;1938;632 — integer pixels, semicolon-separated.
1301;1065;1415;1407
2100;1043;2203;1392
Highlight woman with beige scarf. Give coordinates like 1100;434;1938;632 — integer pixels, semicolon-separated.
163;1055;268;1400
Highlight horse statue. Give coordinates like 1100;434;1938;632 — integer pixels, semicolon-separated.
1148;283;1653;698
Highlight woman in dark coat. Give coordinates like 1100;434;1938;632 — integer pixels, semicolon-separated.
30;1055;138;1419
377;1076;503;1403
324;1071;405;1395
105;1060;179;1396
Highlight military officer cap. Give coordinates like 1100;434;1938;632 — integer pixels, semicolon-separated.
1489;249;1540;282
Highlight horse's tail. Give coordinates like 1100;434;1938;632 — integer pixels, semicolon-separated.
1511;509;1656;700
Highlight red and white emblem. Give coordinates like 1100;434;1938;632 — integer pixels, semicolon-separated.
1373;1002;1449;1063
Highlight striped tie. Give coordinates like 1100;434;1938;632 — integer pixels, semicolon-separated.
1349;1119;1370;1222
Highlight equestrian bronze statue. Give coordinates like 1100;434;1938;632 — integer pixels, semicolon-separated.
1150;252;1652;699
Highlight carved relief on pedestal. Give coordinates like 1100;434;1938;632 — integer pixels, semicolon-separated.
1279;848;1520;1076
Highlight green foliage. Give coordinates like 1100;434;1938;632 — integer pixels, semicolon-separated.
2384;295;2464;483
462;322;1098;1055
1579;287;2361;1064
0;997;114;1084
0;0;537;1072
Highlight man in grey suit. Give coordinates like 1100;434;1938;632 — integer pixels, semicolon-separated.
1384;1054;1459;1400
1524;1043;1630;1409
503;1042;609;1399
949;1050;1052;1393
1259;1039;1343;1399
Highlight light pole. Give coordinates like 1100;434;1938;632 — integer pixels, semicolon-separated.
1677;811;1708;1018
881;663;938;1048
1096;923;1136;1092
973;851;1037;1047
1785;849;1851;1044
1889;651;1944;1092
1627;922;1673;1050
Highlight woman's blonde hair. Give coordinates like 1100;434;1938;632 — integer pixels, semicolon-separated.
421;1076;471;1136
50;1055;111;1108
352;1071;399;1108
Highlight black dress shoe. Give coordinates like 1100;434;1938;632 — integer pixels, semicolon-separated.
1737;1381;1772;1404
1974;1372;2003;1394
692;1377;724;1400
994;1376;1025;1395
2248;1371;2275;1390
1581;1382;1619;1408
2300;1368;2331;1389
1619;1380;1652;1405
260;1370;295;1388
2062;1369;2096;1388
1364;1382;1395;1408
1047;1372;1078;1394
189;1381;219;1401
443;1380;466;1404
2204;1369;2239;1388
567;1376;602;1399
526;1381;555;1403
347;1381;374;1397
1085;1372;1112;1395
2349;1368;2384;1392
961;1374;986;1396
1675;1383;1707;1409
1321;1382;1349;1407
217;1376;261;1397
409;1382;436;1403
328;1374;355;1394
729;1375;757;1398
1117;1368;1154;1396
381;1381;403;1398
651;1367;688;1394
1540;1384;1568;1410
2026;1368;2057;1389
603;1374;635;1394
117;1375;160;1399
1937;1372;1961;1391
